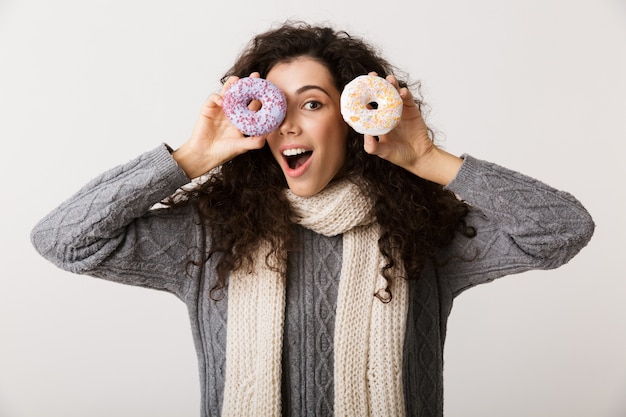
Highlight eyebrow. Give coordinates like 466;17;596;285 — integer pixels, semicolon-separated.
295;85;332;97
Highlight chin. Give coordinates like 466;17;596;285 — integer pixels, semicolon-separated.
286;182;326;197
287;187;316;197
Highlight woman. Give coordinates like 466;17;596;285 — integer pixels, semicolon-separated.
31;21;594;417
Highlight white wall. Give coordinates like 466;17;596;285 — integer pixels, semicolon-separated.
1;0;624;416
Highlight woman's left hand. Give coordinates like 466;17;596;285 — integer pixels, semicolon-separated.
362;73;463;185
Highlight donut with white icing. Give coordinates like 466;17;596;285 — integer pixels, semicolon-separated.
340;75;403;136
222;77;287;136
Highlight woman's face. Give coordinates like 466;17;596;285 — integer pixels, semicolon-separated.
266;57;349;197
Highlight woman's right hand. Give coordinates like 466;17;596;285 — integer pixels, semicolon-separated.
172;73;267;179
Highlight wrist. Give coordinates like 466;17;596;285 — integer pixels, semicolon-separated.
171;141;217;179
408;147;463;186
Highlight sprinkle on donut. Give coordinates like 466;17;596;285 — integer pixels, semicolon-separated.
340;75;403;136
222;77;287;136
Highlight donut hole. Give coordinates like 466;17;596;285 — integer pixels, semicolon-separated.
247;99;263;112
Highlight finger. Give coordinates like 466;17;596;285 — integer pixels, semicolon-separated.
249;72;261;79
386;74;412;103
363;134;381;155
399;86;416;104
241;135;267;151
220;75;240;96
386;74;399;89
382;74;414;104
200;93;224;114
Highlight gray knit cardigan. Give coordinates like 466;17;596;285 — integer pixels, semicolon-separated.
31;145;594;416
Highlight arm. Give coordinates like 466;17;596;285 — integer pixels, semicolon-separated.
32;74;266;296
438;155;595;296
364;74;594;295
30;145;197;297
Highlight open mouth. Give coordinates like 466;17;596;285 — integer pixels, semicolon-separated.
283;148;313;170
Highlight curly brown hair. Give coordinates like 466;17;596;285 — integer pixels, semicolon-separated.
173;21;475;301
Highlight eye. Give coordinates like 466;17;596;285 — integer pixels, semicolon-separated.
303;100;322;110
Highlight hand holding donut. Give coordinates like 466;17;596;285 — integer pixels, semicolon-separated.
354;73;463;185
172;73;270;179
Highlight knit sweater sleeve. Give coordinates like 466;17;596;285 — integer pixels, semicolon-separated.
30;144;199;299
439;155;595;297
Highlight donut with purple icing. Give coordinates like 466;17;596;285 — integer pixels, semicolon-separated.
222;77;287;136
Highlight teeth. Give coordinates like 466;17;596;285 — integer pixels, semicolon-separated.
282;148;309;157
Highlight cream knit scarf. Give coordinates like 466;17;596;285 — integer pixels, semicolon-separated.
221;180;409;416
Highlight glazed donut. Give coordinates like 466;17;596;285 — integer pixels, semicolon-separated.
340;75;403;136
222;77;287;136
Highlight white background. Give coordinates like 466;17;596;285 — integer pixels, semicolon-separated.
1;0;625;416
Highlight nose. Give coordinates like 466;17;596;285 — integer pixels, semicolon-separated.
278;110;301;136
